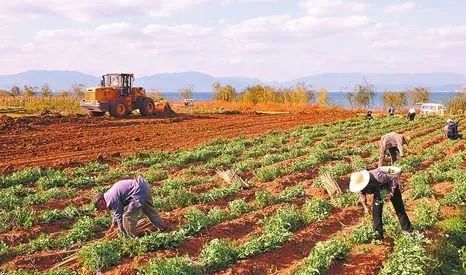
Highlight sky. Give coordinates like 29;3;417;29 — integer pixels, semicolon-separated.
0;0;465;81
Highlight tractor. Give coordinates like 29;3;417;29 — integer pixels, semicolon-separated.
80;73;174;117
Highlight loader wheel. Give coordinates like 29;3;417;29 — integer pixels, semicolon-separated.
109;103;127;117
140;98;156;116
89;111;105;117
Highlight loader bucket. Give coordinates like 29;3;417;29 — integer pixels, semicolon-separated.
155;101;176;117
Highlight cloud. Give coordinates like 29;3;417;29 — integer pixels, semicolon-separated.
0;0;213;22
301;0;368;17
384;2;416;14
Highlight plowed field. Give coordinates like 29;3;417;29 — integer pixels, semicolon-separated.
0;110;355;172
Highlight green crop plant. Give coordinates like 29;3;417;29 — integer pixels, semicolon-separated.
144;168;168;182
44;268;78;275
197;183;240;203
205;154;237;169
0;167;43;188
304;198;332;223
294;238;349;275
409;172;433;199
0;240;8;257
347;223;376;245
254;190;277;208
36;170;71;190
57;216;109;248
238;205;303;259
79;240;121;272
380;232;435;275
263;205;303;233
24;187;73;206
74;161;108;176
397;155;422;172
228;198;251;216
199;238;238;272
413;200;439;229
0;185;30;211
441;171;466;205
277;184;305;202
331;191;359;208
254;165;284;182
139;256;201;275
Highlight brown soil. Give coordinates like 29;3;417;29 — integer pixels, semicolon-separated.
218;207;363;275
325;242;392;275
0;111;355;173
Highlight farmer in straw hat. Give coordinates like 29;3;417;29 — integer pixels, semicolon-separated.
350;169;413;240
94;175;170;237
378;132;410;167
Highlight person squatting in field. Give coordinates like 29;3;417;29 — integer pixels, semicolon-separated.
350;168;413;240
94;175;169;237
443;119;460;140
378;132;410;167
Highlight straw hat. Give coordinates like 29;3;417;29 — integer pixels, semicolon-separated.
349;170;370;193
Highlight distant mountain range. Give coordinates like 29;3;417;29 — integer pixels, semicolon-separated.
0;70;465;93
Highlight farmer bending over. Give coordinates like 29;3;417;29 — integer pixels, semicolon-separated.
443;119;459;140
350;169;413;240
94;176;169;237
378;132;410;167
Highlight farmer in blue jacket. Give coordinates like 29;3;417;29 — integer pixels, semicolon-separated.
94;176;169;237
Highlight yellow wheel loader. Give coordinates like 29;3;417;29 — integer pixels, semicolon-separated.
80;73;174;117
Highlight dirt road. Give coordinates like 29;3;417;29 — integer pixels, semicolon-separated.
0;110;355;172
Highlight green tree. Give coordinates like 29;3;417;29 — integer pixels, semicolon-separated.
383;91;408;108
409;87;431;104
316;88;329;107
40;83;53;97
10;85;22;96
180;86;193;100
213;82;237;102
23;85;38;97
346;82;376;108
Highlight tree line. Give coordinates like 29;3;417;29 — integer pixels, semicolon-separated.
181;81;433;108
0;84;86;98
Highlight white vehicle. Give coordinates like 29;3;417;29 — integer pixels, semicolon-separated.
419;103;446;115
184;98;195;107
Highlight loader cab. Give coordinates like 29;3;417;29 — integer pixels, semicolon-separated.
101;73;133;96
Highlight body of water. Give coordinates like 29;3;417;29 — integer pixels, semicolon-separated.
162;92;459;108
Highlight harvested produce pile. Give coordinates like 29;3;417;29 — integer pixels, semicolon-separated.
0;115;465;275
0;110;355;172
